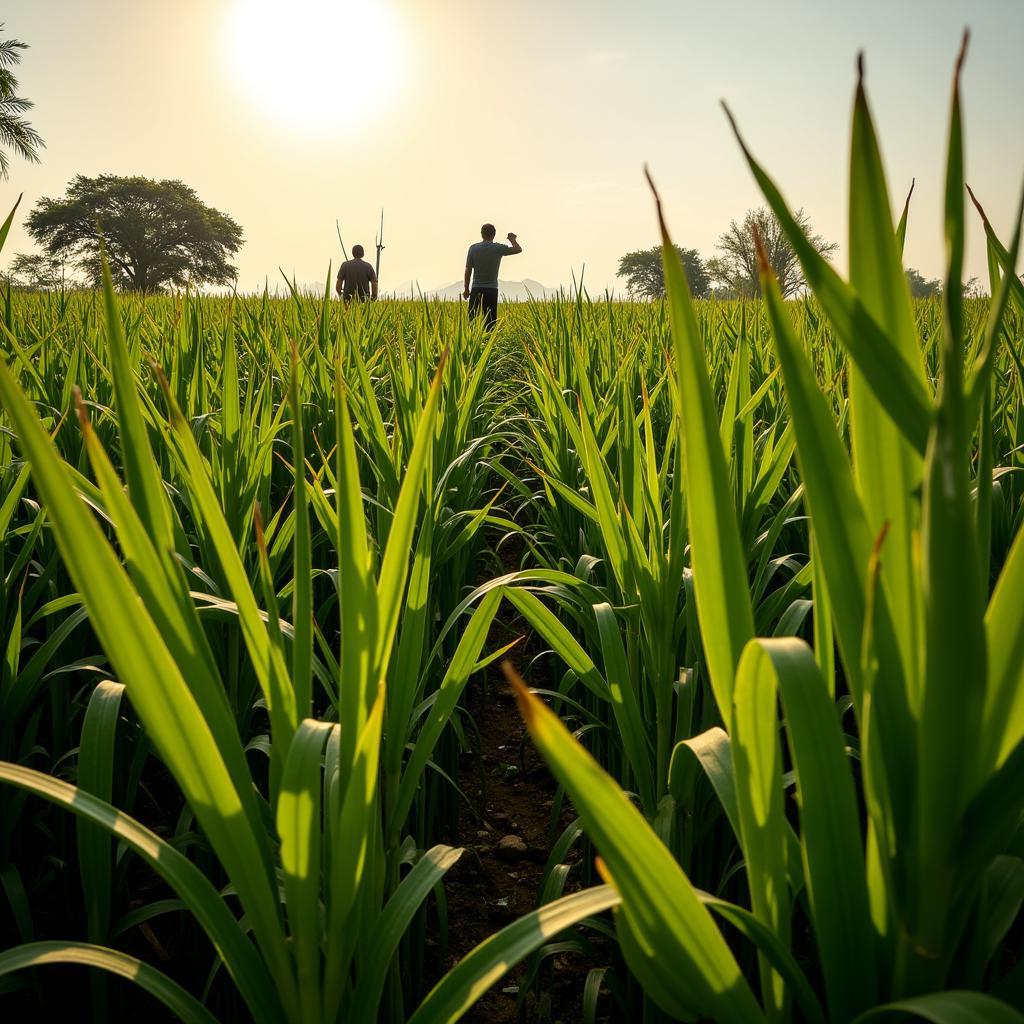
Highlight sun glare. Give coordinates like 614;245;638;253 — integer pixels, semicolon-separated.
226;0;403;131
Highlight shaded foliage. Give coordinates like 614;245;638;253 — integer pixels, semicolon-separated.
26;175;243;292
0;23;44;180
709;206;836;298
617;245;710;299
905;266;941;298
6;252;70;290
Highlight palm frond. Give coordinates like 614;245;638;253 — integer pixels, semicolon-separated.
0;114;44;169
0;37;27;70
0;95;33;114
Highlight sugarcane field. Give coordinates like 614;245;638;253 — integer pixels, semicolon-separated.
1;2;1023;1022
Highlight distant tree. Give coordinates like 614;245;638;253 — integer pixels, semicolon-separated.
26;175;243;292
711;207;837;298
617;246;710;299
962;276;981;299
905;267;941;298
0;23;44;179
7;252;70;290
705;258;745;299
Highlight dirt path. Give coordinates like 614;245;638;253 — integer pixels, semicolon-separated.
416;503;622;1023
433;594;600;1023
440;648;559;1021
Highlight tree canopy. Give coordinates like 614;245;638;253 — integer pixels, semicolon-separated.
26;175;244;292
6;252;70;290
0;23;44;179
617;246;710;299
905;267;941;298
709;206;836;298
619;208;834;302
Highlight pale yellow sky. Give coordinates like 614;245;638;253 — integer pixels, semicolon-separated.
3;0;1023;293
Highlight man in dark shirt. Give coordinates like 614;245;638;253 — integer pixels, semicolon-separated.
463;223;522;329
336;244;378;302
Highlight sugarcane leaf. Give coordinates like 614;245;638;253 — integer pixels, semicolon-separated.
408;886;621;1024
724;106;933;455
277;718;332;1022
853;991;1024;1024
648;170;755;728
505;662;764;1023
77;679;125;946
770;637;877;1018
352;845;463;1020
0;763;282;1024
0;941;220;1024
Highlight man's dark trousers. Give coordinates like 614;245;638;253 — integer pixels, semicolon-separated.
468;287;498;330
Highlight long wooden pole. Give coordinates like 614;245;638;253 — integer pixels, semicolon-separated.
375;208;385;279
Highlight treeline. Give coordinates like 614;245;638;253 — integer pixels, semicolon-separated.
618;206;982;299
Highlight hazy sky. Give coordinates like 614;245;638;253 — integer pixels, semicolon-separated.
3;0;1023;293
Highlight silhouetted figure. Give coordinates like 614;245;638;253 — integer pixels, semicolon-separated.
464;223;522;329
337;244;378;302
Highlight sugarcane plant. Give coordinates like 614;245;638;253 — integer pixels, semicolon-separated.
0;250;618;1022
504;36;1024;1023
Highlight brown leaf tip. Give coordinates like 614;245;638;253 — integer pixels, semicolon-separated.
149;360;170;396
594;856;618;890
720;100;737;132
149;361;185;428
868;519;891;579
72;387;91;434
643;165;670;243
900;179;916;219
720;101;754;164
965;183;989;227
751;224;771;278
955;28;970;81
253;502;266;553
642;163;658;202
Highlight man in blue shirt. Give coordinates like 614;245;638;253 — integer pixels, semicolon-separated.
463;223;522;329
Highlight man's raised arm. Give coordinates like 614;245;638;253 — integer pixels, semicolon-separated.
506;232;522;255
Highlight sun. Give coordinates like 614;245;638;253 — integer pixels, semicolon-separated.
226;0;404;131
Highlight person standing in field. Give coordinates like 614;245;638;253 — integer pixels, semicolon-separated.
463;223;522;329
336;244;378;302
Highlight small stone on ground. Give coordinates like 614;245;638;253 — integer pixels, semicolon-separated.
495;835;528;861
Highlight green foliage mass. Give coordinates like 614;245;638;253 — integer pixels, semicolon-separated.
1;38;1023;1024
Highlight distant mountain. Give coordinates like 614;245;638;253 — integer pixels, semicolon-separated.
386;279;560;301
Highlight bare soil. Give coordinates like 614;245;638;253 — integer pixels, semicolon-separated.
428;557;612;1023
